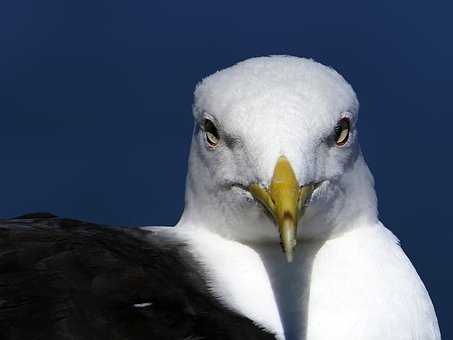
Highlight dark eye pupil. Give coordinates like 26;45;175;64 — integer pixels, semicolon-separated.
204;119;219;146
334;117;350;146
204;119;218;138
334;125;342;139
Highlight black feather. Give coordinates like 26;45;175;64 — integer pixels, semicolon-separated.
0;214;275;340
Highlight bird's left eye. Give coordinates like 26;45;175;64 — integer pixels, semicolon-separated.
334;117;350;146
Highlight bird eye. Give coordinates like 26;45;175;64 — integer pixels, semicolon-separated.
334;117;350;146
203;119;219;148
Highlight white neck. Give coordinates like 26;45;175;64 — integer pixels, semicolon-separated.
173;221;439;340
174;155;439;339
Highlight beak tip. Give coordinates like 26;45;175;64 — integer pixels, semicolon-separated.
285;251;294;263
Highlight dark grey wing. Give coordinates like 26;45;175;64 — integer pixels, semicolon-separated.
0;213;275;340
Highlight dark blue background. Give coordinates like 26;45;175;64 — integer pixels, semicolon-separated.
1;0;451;336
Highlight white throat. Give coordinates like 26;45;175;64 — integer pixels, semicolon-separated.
174;221;439;340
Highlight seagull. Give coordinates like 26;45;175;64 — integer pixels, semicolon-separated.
0;56;440;340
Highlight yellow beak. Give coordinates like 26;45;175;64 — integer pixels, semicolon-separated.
249;156;315;262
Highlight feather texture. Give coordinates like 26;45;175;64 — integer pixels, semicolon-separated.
0;213;275;340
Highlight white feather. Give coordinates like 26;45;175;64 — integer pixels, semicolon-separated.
146;56;441;339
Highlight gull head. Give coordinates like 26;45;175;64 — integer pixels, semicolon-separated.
182;56;377;262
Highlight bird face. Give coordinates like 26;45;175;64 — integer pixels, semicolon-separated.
184;56;375;261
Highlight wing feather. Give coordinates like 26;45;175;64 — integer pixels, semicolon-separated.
0;213;275;340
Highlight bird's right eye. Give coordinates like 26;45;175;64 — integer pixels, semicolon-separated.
203;119;219;148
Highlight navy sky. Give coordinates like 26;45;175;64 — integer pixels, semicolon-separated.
1;0;451;335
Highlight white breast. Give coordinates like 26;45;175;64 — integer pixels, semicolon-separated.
305;224;440;340
184;228;286;338
173;224;440;340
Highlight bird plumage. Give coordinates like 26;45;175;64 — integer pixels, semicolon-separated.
0;213;275;339
176;56;441;339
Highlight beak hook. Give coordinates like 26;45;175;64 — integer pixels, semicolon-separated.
248;156;315;263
